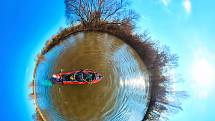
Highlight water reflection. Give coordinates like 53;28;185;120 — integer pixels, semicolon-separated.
35;32;150;121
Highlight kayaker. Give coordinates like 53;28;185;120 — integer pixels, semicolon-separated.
75;70;84;82
70;74;75;81
86;73;93;82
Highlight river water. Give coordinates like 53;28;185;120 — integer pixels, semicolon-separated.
34;32;150;121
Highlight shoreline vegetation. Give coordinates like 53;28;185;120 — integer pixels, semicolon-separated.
30;0;186;120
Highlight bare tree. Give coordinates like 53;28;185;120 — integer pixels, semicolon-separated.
65;0;137;27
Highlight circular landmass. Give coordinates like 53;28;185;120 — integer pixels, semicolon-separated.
34;32;150;121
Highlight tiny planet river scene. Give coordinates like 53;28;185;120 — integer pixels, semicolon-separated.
1;0;215;121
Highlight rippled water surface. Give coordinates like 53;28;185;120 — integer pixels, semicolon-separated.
35;32;150;121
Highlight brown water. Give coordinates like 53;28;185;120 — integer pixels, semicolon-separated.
35;32;150;121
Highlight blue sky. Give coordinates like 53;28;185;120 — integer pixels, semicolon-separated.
132;0;215;120
0;0;65;120
1;0;215;121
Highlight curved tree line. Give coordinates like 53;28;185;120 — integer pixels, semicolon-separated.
31;0;187;120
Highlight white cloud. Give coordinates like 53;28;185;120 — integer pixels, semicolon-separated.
183;0;191;14
161;0;170;6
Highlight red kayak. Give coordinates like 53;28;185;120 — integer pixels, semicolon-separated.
51;69;103;85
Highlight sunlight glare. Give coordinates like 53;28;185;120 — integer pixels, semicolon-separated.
192;57;215;98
